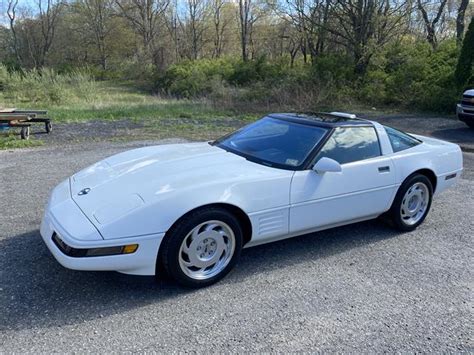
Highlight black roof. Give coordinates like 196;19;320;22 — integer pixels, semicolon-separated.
268;112;372;128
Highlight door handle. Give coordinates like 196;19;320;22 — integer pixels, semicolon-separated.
378;166;390;173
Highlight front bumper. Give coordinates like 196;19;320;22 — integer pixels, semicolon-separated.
40;180;165;276
456;104;474;122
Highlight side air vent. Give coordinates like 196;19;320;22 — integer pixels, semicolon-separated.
258;211;286;236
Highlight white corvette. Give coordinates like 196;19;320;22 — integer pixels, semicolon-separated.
41;112;463;287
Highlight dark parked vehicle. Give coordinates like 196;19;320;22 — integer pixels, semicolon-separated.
457;89;474;129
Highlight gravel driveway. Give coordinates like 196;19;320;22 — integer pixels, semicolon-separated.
0;119;473;352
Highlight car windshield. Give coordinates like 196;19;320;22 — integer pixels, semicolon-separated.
214;116;328;169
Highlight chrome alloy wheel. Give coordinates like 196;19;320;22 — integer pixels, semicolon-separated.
400;182;430;226
178;220;236;280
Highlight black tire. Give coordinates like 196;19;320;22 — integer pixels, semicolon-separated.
464;121;474;129
45;121;52;133
159;207;243;288
386;174;433;231
20;126;30;140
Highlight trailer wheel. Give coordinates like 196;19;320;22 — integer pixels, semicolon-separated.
45;121;52;133
20;126;30;140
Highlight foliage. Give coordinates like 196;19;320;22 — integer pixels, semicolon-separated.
358;40;459;112
155;58;235;97
154;46;461;113
455;17;474;90
0;65;98;105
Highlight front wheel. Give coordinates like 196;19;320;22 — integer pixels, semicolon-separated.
386;174;433;231
160;207;243;288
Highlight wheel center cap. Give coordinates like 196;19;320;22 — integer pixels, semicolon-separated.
408;195;419;211
197;238;217;261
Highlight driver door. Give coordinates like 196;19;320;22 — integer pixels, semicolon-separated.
289;126;397;234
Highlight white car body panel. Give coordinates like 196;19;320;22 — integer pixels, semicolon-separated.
70;143;293;239
289;155;397;236
40;121;463;276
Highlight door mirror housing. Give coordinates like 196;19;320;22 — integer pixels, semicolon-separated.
312;157;342;174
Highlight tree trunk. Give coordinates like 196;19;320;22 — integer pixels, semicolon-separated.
456;0;469;44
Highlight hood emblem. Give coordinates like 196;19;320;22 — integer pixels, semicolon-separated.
78;188;91;196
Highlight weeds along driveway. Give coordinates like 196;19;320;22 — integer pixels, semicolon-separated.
0;137;473;352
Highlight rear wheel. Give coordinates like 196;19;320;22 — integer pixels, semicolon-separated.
386;174;433;231
160;207;243;288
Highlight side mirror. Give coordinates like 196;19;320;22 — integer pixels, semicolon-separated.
312;157;342;174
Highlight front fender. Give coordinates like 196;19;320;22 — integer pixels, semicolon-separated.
97;175;293;239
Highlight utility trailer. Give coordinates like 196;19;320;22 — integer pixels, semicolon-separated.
0;109;52;139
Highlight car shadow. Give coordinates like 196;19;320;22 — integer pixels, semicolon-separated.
1;219;401;331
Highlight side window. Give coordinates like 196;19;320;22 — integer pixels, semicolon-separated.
315;127;381;165
384;125;421;153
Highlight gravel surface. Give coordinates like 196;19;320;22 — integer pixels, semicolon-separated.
0;123;473;352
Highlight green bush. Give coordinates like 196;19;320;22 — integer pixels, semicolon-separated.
229;56;286;86
153;45;463;113
155;58;235;97
455;17;474;90
360;40;458;112
311;54;355;84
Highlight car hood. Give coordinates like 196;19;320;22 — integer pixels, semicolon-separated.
70;142;290;239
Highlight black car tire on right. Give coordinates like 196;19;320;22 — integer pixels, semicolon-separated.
385;173;433;232
464;120;474;129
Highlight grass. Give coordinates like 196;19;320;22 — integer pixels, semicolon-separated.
0;82;259;149
0;83;256;122
0;132;43;149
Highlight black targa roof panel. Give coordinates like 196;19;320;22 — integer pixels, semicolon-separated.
268;112;373;128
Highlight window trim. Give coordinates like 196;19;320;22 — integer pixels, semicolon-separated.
308;126;382;168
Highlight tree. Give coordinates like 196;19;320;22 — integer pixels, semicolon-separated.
455;17;474;89
238;0;267;61
185;0;207;59
37;0;65;67
328;0;409;74
6;0;64;68
416;0;448;49
280;0;333;62
76;0;114;70
456;0;469;44
6;0;21;64
75;0;115;70
211;0;228;58
115;0;170;62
